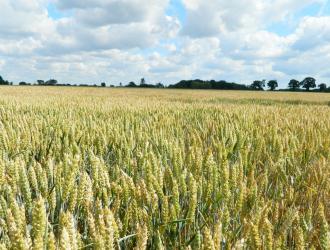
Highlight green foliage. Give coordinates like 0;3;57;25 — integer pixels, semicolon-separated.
301;77;316;91
267;80;278;90
169;79;249;90
319;83;327;91
250;80;266;90
288;79;301;90
0;75;10;85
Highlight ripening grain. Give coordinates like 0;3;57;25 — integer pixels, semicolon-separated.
0;87;329;249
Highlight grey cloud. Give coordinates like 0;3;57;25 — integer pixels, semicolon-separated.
55;0;106;10
37;20;162;56
76;4;149;26
180;4;221;38
56;0;169;26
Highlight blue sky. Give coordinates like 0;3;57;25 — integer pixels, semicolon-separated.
166;0;186;22
1;0;330;87
47;3;71;19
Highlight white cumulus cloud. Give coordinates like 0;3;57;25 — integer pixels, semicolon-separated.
0;0;329;87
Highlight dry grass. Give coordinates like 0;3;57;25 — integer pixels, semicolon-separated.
0;86;328;249
1;86;330;103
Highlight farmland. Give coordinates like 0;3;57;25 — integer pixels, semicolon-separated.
0;87;329;249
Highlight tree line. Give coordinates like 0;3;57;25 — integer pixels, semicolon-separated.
250;77;328;92
170;77;329;92
0;75;329;92
0;76;13;85
16;79;109;88
2;77;165;89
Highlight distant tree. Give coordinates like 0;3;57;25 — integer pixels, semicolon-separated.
0;76;4;85
318;83;327;91
119;82;122;87
251;80;266;90
267;80;278;91
127;82;137;87
46;79;58;86
139;78;157;88
300;77;316;91
288;79;300;91
37;80;45;85
156;82;164;88
191;79;210;89
19;82;28;85
169;79;249;90
0;75;9;85
140;78;146;86
101;82;106;87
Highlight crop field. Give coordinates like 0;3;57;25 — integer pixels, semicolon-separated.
0;87;329;249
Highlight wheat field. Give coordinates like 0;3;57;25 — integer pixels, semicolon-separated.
0;87;329;249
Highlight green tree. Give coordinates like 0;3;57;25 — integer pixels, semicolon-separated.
0;75;9;85
300;77;316;91
140;78;146;86
319;83;327;91
251;80;265;90
127;82;137;87
46;79;58;85
156;82;164;88
288;79;300;91
267;80;278;91
101;82;106;87
37;80;45;85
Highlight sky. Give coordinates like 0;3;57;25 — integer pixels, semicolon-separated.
0;0;330;87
